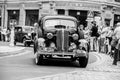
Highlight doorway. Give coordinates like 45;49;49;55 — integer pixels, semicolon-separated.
25;10;39;26
69;10;87;27
8;10;19;29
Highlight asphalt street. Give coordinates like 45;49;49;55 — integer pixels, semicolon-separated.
0;45;98;80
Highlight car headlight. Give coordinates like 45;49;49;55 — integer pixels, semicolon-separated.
38;38;45;47
72;34;78;40
69;43;77;50
47;33;53;39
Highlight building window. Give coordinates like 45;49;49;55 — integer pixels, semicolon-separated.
8;10;19;28
57;9;65;15
114;14;120;25
25;10;39;26
115;0;120;2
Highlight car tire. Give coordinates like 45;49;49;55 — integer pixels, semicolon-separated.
27;43;31;47
14;41;16;45
79;57;88;68
35;53;43;65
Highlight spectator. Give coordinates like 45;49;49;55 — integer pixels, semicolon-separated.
7;29;11;42
100;23;110;53
112;22;120;65
106;26;114;54
90;21;99;51
1;29;6;41
78;24;84;39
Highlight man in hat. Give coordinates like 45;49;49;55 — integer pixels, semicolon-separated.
90;21;99;51
112;22;120;65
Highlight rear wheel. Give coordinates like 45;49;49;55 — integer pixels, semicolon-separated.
27;43;31;47
14;41;16;45
79;57;88;68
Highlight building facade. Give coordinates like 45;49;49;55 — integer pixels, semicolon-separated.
0;0;120;30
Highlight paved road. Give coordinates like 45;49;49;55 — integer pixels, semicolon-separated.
0;45;98;80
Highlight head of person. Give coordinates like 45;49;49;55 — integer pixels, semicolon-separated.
116;22;120;27
78;24;84;30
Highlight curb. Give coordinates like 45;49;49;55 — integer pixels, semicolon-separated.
88;52;104;66
0;46;26;57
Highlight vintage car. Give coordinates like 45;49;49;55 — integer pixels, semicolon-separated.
34;15;89;67
14;25;36;47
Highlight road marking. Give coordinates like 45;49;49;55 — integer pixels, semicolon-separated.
0;50;31;59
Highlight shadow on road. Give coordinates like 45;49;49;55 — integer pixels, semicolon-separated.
32;58;81;68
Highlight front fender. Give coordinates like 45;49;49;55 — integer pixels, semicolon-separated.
23;35;30;40
79;39;89;52
75;50;88;58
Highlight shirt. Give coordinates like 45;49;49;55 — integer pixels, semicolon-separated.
113;26;120;39
91;25;98;37
100;27;109;38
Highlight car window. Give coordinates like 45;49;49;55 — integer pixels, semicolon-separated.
15;27;22;32
23;27;35;33
44;19;76;30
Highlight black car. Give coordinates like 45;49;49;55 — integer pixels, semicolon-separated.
34;15;89;67
14;25;36;47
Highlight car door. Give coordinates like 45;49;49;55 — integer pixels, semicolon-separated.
15;27;20;42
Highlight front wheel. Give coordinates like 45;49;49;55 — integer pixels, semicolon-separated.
79;57;88;68
14;41;16;45
35;53;43;65
23;38;27;47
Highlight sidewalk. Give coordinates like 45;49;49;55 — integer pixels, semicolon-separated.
0;41;25;56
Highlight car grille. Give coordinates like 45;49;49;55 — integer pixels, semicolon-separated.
56;29;69;52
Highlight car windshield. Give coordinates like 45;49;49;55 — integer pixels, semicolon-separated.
44;19;76;29
23;27;35;33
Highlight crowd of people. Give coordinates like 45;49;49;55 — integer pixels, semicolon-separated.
0;29;11;42
78;21;120;65
0;21;120;65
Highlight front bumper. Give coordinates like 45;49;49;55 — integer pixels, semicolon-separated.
37;49;88;58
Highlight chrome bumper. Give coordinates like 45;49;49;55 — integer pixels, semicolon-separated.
37;50;88;57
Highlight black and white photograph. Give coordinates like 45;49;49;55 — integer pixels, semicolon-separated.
0;0;120;80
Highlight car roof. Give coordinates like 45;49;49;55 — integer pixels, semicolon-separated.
41;15;78;21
